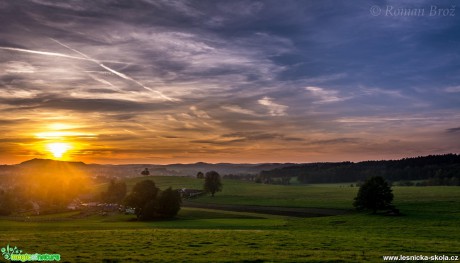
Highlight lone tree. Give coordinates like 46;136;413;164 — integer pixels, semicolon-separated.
353;176;394;213
141;168;150;176
204;171;222;197
196;171;204;179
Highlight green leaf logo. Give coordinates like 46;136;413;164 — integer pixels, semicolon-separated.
1;244;22;260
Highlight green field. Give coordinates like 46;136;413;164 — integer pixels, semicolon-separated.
1;177;460;262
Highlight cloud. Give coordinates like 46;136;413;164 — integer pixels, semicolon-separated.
258;96;287;116
189;106;211;119
221;105;258;116
305;86;344;104
0;95;174;113
446;127;460;133
358;87;406;98
222;132;303;142
2;61;36;74
335;115;443;124
306;138;360;145
0;118;30;125
444;86;460;93
192;131;304;146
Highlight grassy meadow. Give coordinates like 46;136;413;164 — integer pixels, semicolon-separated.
1;177;460;262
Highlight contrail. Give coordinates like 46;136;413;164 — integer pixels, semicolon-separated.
99;63;133;81
0;40;177;102
50;38;94;61
87;73;117;88
50;38;177;102
0;46;133;64
0;46;88;61
99;63;174;101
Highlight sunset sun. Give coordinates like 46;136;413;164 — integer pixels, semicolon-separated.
46;142;72;159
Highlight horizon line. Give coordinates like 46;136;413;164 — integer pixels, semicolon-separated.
4;153;459;166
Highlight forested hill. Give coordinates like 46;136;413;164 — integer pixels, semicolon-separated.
259;154;460;185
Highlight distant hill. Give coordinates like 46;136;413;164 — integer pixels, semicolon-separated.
19;158;87;168
0;159;294;178
0;159;89;180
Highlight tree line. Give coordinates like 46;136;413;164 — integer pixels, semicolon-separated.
258;154;460;185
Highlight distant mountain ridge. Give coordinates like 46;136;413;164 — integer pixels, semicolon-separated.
1;158;295;178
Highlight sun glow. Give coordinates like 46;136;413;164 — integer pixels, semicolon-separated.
46;142;72;158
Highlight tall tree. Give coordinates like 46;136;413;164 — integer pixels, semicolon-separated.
353;176;394;213
204;171;223;197
103;179;127;203
157;187;181;218
124;180;159;219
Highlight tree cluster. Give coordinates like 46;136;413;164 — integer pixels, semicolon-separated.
0;171;90;214
0;188;35;216
124;179;181;220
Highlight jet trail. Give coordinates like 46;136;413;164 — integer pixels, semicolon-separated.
0;46;88;61
0;40;177;102
99;63;174;101
50;38;177;102
50;38;93;60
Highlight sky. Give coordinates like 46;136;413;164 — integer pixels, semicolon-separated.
0;0;459;164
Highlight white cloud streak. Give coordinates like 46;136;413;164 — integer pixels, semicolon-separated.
258;96;287;116
221;105;258;116
305;86;345;104
0;46;88;61
444;86;460;93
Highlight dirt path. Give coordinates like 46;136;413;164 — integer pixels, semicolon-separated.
183;202;349;218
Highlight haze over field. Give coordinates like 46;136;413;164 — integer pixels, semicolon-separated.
0;1;459;164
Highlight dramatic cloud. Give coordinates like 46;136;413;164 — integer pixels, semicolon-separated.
0;0;459;164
